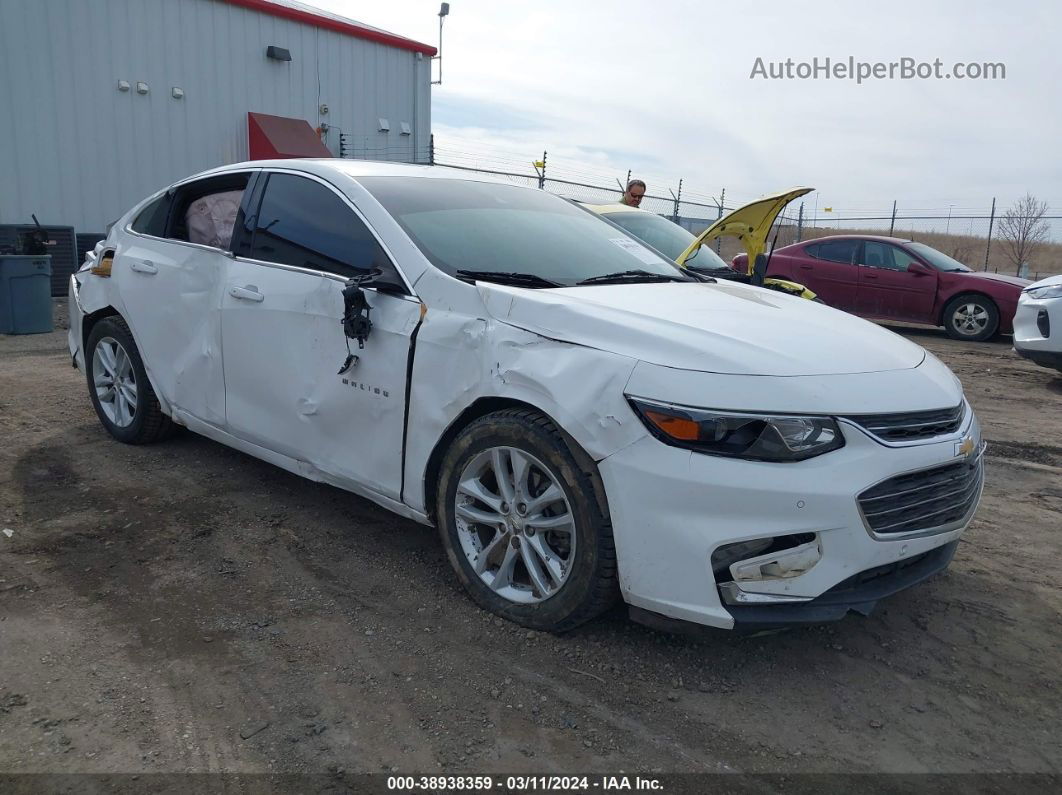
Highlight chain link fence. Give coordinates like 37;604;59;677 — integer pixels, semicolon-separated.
339;135;1062;281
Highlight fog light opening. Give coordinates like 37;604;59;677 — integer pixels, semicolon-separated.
711;533;819;584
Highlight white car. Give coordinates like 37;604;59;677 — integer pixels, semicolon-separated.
69;160;984;632
1014;274;1062;373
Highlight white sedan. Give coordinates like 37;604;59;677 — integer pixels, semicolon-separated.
1014;274;1062;373
69;160;984;632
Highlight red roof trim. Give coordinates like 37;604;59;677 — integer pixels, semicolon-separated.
220;0;437;56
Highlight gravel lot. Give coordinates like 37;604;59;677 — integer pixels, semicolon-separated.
1;307;1060;779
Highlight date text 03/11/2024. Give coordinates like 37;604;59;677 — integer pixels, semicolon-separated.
386;775;664;791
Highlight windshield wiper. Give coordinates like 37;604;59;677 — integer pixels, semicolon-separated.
455;270;563;288
576;269;688;286
684;268;717;283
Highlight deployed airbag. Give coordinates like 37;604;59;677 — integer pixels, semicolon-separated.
185;190;243;248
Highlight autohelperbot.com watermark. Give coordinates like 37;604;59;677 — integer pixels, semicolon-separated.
750;56;1005;83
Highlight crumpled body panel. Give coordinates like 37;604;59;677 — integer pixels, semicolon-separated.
401;274;647;515
478;280;926;376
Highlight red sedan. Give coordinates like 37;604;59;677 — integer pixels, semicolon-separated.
735;235;1031;341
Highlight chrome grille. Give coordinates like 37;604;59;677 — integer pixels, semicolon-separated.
844;403;965;442
858;453;983;536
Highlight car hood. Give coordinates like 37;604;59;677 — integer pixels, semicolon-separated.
956;271;1032;288
1026;273;1062;289
478;281;926;376
676;187;813;268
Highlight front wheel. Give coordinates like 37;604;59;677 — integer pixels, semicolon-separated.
943;294;999;341
435;409;618;632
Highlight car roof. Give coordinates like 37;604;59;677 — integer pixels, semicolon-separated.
176;158;517;186
795;234;914;246
580;202;641;214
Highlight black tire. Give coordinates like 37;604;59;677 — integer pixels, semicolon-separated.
85;316;174;444
942;294;999;342
435;408;618;632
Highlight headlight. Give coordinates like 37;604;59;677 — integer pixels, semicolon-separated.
628;398;844;462
1024;284;1062;300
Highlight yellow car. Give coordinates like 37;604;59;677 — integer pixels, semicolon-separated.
582;187;817;300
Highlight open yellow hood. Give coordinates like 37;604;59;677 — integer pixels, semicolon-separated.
676;186;814;268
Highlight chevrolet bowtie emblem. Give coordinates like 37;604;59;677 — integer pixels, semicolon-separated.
955;436;976;458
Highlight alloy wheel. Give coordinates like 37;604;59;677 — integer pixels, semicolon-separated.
453;446;576;604
951;302;990;336
92;336;138;427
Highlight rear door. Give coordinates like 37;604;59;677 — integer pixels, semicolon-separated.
220;170;421;501
855;241;938;321
792;239;860;309
119;172;252;427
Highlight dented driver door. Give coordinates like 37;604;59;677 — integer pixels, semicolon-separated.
219;171;421;501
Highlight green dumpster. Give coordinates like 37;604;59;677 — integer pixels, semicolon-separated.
0;255;54;334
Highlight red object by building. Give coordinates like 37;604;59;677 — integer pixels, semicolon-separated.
248;112;332;160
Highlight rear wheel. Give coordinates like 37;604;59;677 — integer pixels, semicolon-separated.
436;409;617;632
943;294;999;341
86;316;173;444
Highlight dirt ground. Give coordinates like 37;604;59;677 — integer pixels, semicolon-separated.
1;305;1060;782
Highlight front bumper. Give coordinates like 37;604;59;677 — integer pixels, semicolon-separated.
1013;295;1062;370
68;274;86;370
598;403;982;630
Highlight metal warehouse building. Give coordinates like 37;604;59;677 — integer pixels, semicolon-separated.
0;0;435;241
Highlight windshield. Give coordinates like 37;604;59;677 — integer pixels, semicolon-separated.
357;178;689;286
906;241;972;272
599;211;729;269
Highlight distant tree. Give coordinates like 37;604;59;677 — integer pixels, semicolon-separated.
949;242;975;263
997;194;1050;273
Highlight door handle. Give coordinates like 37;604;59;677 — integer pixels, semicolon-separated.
863;272;878;280
229;285;264;303
130;260;158;275
798;264;813;270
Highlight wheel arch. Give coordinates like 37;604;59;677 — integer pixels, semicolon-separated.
82;307;174;418
938;290;998;327
82;305;122;351
421;396;608;526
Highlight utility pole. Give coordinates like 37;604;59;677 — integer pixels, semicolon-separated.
538;150;547;189
670;179;683;222
889;200;897;236
984;197;996;270
797;202;805;242
715;188;726;253
431;4;450;85
428;133;435;166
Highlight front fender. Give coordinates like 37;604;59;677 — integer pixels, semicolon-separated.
401;311;647;515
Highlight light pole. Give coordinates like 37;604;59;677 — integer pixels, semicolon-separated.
946;204;954;234
431;3;450;86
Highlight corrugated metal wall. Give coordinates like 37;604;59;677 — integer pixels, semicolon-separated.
0;0;431;231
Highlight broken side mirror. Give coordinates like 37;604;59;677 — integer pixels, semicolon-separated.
342;278;373;348
357;266;406;294
337;268;407;374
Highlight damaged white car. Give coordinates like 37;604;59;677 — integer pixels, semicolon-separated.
69;161;984;632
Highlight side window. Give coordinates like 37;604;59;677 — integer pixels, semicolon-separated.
889;246;921;271
166;173;251;249
813;240;859;264
863;241;891;268
130;193;172;237
803;243;820;258
249;173;394;280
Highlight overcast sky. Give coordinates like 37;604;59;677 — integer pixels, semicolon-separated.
317;0;1059;217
